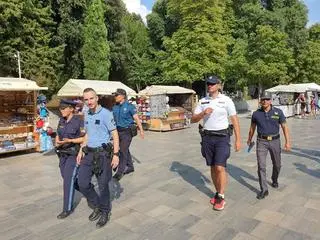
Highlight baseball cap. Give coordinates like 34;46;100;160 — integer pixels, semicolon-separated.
260;92;272;100
113;88;127;96
206;75;221;84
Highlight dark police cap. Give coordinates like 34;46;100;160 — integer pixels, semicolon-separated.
59;99;77;108
260;92;272;100
206;75;221;84
113;88;127;96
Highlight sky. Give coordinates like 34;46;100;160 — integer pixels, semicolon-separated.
124;0;319;26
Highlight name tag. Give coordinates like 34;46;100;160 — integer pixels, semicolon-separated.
201;101;210;105
271;115;279;119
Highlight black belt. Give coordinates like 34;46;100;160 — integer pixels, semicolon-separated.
203;129;228;137
87;146;105;152
258;134;280;141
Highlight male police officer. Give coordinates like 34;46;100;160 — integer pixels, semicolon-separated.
56;99;85;219
112;88;144;181
192;76;241;211
77;88;120;228
247;92;291;200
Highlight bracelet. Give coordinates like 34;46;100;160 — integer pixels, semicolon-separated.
113;152;119;156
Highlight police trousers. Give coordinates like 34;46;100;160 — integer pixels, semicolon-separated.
256;138;281;192
78;151;112;213
118;128;134;173
59;155;79;212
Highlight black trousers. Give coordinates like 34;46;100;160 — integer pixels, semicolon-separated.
78;151;112;213
118;128;134;173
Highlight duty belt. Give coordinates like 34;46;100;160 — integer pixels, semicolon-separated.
258;134;280;141
87;146;105;152
203;129;228;137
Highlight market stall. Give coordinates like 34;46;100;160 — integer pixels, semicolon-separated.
266;83;320;117
0;77;48;154
137;85;196;131
57;79;137;111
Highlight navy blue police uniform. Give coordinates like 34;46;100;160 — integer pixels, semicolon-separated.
56;100;84;216
78;105;116;217
112;96;137;177
252;104;286;194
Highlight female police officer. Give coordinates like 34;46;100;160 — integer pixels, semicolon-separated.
192;76;241;211
55;99;85;219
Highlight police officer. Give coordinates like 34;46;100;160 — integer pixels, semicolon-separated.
112;88;144;181
77;88;120;228
192;76;241;211
56;99;85;219
247;92;291;200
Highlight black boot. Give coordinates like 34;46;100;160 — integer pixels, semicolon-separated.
57;210;73;219
89;208;101;221
256;190;269;200
271;182;279;188
96;212;111;228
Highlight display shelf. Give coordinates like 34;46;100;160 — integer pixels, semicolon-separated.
0;146;36;155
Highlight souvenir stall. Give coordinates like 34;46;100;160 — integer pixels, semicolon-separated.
266;83;320;117
0;77;48;154
57;79;137;112
137;85;196;132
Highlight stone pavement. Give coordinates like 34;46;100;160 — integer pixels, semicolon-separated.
0;118;319;240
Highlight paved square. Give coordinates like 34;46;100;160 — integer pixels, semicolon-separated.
0;118;319;239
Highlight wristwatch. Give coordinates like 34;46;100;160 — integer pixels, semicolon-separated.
113;152;119;156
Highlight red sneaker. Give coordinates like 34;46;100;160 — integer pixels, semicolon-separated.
210;193;218;205
213;195;225;211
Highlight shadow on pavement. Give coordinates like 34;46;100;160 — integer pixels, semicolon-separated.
294;163;320;179
228;164;260;194
170;161;213;198
284;147;320;164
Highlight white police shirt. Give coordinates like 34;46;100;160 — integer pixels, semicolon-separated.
194;94;237;131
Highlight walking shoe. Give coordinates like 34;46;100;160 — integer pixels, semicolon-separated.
89;208;101;221
124;168;134;175
213;195;225;211
96;211;111;228
57;210;73;219
271;182;279;188
210;192;219;205
256;190;269;200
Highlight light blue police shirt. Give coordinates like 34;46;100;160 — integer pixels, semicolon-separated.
112;101;136;128
84;106;116;148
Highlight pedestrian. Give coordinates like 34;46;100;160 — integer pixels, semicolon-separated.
247;92;291;200
297;93;306;118
55;99;85;219
112;88;144;181
77;88;120;228
191;75;241;211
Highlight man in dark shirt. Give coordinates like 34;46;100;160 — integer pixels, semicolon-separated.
247;92;291;199
112;88;144;181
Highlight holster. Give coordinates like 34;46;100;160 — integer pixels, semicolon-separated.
228;124;234;136
130;124;138;137
55;144;80;157
92;151;102;176
198;124;205;137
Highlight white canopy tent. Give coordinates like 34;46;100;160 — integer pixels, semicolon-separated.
57;79;136;97
0;77;48;91
266;83;320;93
138;85;195;95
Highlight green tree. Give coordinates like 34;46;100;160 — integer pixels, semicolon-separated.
0;0;62;94
162;0;229;85
81;0;110;80
53;0;89;81
247;25;294;89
